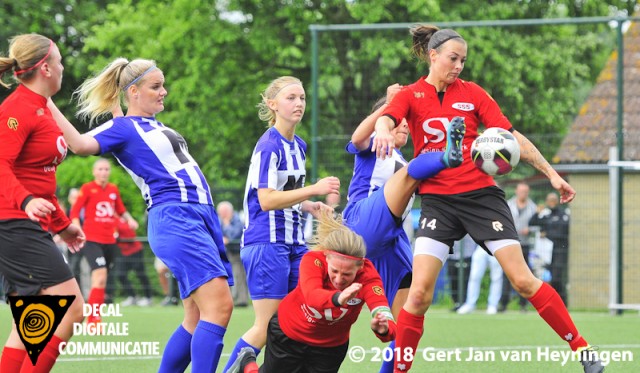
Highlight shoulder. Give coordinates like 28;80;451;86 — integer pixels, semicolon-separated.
294;135;307;150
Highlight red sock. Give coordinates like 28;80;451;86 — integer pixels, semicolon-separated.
244;361;259;373
19;335;64;373
86;287;105;323
1;347;27;373
394;308;424;372
528;282;588;351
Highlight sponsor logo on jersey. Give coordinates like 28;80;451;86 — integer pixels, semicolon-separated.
372;285;384;296
452;102;475;111
7;117;18;131
314;259;322;268
346;298;362;306
414;91;424;98
109;193;117;200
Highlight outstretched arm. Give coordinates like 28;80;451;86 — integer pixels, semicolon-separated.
47;99;100;156
257;176;340;211
513;130;575;203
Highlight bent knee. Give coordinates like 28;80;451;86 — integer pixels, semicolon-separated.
509;276;541;298
406;288;433;313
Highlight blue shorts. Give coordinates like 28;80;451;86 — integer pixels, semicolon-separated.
148;203;233;299
343;187;412;306
241;243;307;300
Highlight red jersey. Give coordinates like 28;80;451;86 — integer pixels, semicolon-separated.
277;250;396;347
69;181;126;244
115;216;142;256
0;85;70;233
383;76;513;195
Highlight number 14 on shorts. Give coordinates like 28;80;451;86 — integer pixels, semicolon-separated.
420;218;437;230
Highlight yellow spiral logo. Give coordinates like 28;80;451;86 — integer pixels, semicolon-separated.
18;304;54;345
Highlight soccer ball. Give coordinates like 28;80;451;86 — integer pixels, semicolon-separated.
471;127;520;176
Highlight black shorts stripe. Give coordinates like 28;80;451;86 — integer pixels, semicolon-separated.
416;186;519;253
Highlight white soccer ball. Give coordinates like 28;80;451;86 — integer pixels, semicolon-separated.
471;127;520;176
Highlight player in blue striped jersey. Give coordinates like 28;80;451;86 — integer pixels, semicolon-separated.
49;58;233;373
224;76;340;372
343;84;465;373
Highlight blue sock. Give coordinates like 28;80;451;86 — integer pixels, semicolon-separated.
407;152;447;180
191;320;226;373
379;340;395;373
158;325;192;373
222;338;261;373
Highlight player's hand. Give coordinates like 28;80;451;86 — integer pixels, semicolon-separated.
313;176;340;196
304;201;334;219
24;198;56;222
386;83;402;104
372;130;395;160
127;218;139;230
550;175;576;203
59;224;86;253
370;312;389;335
338;282;362;305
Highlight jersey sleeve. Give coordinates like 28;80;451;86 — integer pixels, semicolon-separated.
360;262;396;342
87;119;128;154
471;82;513;131
382;87;413;127
69;184;89;221
346;138;374;155
0;114;34;210
298;253;340;310
254;141;280;190
49;195;71;233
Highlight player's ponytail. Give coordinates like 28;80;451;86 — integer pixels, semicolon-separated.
75;58;156;125
309;210;366;261
410;25;465;64
0;34;52;89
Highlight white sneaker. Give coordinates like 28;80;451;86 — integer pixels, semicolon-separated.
121;296;136;306
136;297;152;307
486;305;498;315
456;304;475;314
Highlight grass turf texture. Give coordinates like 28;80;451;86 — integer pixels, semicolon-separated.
1;303;638;372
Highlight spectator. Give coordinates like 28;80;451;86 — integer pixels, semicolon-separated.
529;192;570;304
115;216;153;306
447;235;474;311
217;201;248;307
155;257;179;306
456;244;504;314
66;187;88;295
500;181;537;312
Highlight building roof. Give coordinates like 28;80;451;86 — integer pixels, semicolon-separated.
554;20;640;164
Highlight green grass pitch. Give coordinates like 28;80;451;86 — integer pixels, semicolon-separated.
1;303;638;372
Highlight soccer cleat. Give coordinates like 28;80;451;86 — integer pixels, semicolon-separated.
226;347;257;373
443;116;466;168
456;303;475;314
136;297;152;307
121;296;137;306
579;346;604;373
486;305;498;315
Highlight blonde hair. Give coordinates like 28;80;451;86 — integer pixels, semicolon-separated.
257;76;303;127
74;58;156;125
309;210;366;260
0;34;52;89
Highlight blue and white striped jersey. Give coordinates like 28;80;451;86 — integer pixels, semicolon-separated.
88;116;213;209
242;127;307;246
345;137;412;216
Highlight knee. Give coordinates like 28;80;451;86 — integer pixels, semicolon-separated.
509;275;540;298
69;297;85;323
406;287;433;313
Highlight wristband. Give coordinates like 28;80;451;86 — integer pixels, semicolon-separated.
332;291;342;307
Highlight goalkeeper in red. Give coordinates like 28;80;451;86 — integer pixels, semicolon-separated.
228;212;396;373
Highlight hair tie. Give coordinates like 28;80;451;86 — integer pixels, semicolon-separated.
13;39;54;77
123;65;157;91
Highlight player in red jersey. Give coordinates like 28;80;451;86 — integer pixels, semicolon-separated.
228;212;396;373
69;157;138;324
0;33;85;373
372;25;603;373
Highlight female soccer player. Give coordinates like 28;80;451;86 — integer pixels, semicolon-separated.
372;25;603;373
69;157;138;321
0;34;85;373
224;76;340;371
228;212;395;373
343;83;464;373
48;58;233;373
